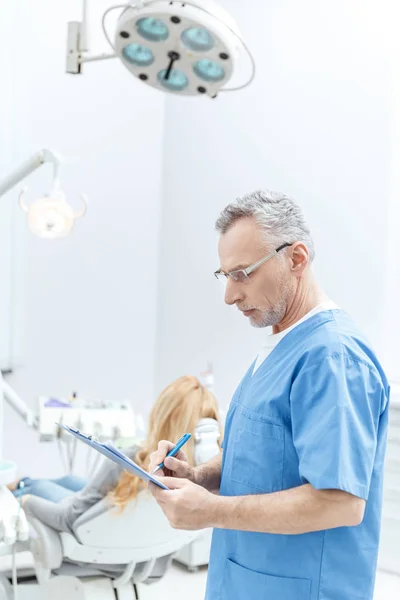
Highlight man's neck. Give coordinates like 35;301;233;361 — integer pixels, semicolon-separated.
272;278;329;334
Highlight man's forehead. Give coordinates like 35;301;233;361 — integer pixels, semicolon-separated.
218;218;269;270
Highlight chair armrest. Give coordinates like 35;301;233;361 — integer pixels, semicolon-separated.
28;516;63;574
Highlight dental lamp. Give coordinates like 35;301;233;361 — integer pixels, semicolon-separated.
67;0;255;98
0;150;87;546
0;149;87;239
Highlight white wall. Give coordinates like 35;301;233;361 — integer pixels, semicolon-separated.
1;0;165;476
382;6;400;382
155;0;397;409
0;0;25;373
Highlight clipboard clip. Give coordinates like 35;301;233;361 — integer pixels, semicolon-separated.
57;423;98;442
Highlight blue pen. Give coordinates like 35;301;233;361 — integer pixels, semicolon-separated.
152;433;191;474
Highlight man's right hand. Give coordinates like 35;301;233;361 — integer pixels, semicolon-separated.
149;440;196;482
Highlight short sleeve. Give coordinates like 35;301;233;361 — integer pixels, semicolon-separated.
290;354;385;500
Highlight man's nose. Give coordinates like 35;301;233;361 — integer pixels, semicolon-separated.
225;279;242;306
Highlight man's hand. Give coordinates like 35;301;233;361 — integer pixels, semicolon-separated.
149;477;218;530
149;440;195;482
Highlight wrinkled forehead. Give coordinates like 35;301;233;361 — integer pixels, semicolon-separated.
217;218;272;272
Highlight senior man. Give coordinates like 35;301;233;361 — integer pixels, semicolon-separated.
149;190;389;600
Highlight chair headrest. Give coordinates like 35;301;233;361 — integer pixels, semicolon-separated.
194;417;220;442
194;418;221;465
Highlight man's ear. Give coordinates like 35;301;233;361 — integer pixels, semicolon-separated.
290;243;309;276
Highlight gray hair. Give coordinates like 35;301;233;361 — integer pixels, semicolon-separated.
215;189;315;262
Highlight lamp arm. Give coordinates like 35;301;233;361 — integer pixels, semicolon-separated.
0;149;63;200
80;0;89;52
2;380;37;429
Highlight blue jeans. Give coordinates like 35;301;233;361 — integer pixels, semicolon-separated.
12;475;87;503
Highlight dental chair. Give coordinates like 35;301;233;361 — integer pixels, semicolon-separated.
24;491;199;600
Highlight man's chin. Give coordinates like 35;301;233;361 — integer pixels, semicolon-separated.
249;315;269;329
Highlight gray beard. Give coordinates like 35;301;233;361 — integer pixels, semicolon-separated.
248;304;286;328
248;279;292;329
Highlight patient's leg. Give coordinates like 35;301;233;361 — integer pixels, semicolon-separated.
51;475;87;492
12;478;76;502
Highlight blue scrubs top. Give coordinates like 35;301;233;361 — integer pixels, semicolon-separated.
206;309;389;600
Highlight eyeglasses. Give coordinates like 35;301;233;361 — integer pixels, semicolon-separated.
214;242;292;284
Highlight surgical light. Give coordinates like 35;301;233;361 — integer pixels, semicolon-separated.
193;58;225;82
67;1;255;98
136;16;169;41
181;27;215;52
122;43;155;66
157;67;189;91
0;149;87;239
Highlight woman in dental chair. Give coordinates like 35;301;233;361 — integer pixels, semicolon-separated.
8;375;222;533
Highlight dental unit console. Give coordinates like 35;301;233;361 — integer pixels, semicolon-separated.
38;396;136;442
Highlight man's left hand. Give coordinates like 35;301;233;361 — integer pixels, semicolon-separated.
149;477;218;530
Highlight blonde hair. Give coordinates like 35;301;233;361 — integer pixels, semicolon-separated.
109;375;222;509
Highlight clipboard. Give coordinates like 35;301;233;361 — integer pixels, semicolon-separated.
58;423;169;490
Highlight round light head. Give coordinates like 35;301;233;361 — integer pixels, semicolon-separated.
122;43;155;66
136;16;169;42
114;0;240;96
26;195;75;239
193;58;225;82
157;68;189;91
18;187;87;239
181;27;215;52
